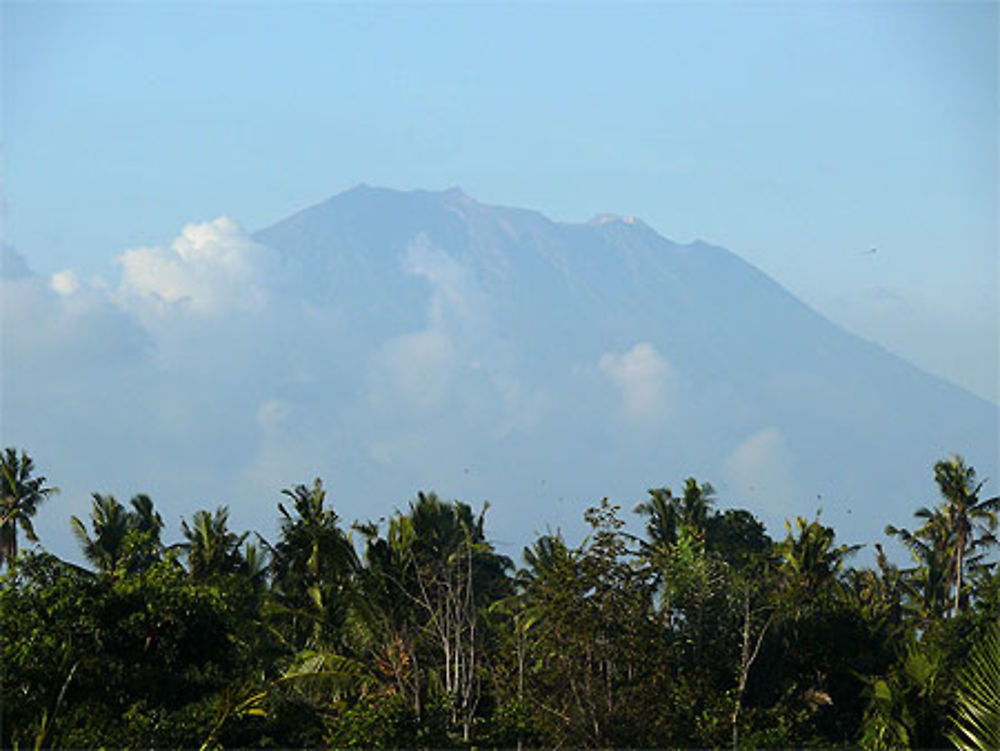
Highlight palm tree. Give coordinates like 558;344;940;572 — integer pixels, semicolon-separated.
887;456;999;618
71;494;131;574
129;493;164;539
370;492;511;740
634;478;716;549
264;480;360;651
634;488;679;548
274;479;358;591
933;455;999;615
180;506;248;580
844;543;905;633
413;493;510;741
679;477;716;541
519;533;571;588
351;518;426;718
125;493;166;570
241;540;269;588
70;493;167;575
779;514;858;604
0;448;58;566
886;509;953;625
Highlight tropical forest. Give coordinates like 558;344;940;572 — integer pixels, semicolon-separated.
1;447;997;749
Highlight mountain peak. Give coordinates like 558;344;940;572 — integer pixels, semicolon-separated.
338;183;471;201
588;213;644;228
317;186;661;233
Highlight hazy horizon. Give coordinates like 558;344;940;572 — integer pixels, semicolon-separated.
2;3;997;564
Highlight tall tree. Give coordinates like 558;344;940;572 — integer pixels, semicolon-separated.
128;494;164;541
352;518;426;719
71;494;131;574
778;514;858;606
933;455;999;616
181;506;248;581
886;509;953;625
887;456;998;619
71;494;167;575
269;479;358;648
635;478;716;550
678;477;716;542
390;492;511;742
635;487;680;548
0;448;57;567
502;501;671;747
274;480;357;592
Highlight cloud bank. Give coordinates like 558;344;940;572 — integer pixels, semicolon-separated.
116;217;276;322
599;342;673;421
722;427;798;516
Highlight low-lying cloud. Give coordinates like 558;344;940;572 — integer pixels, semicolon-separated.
599;342;673;421
722;427;798;516
370;328;457;411
403;233;482;329
116;217;275;322
2;268;148;367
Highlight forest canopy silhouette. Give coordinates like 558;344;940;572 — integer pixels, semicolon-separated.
2;447;998;749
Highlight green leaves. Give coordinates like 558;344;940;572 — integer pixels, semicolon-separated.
888;454;1000;621
278;648;377;701
2;454;998;748
1;552;255;748
859;636;950;749
181;506;249;581
779;514;858;607
71;494;170;576
949;625;1000;751
1;448;58;566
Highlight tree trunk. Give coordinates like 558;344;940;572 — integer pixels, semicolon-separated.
731;586;774;750
953;529;964;617
0;520;16;567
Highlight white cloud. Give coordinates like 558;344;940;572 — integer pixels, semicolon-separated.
722;427;798;515
50;270;80;295
370;328;456;410
365;235;488;412
116;216;274;321
403;234;481;328
1;274;148;366
599;342;673;421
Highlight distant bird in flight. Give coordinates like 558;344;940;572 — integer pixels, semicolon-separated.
863;247;878;255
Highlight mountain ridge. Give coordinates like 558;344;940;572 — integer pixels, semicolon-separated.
249;185;997;549
7;184;993;564
257;185;991;404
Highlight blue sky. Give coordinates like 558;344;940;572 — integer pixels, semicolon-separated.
3;0;998;401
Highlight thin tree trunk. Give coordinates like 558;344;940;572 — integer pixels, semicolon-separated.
0;521;17;566
953;530;964;617
731;587;774;751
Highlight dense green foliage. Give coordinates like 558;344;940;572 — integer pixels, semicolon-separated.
1;450;997;749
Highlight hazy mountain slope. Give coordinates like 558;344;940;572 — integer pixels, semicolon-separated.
8;185;993;563
254;185;998;547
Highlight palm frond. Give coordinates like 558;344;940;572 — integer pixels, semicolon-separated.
948;625;1000;751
